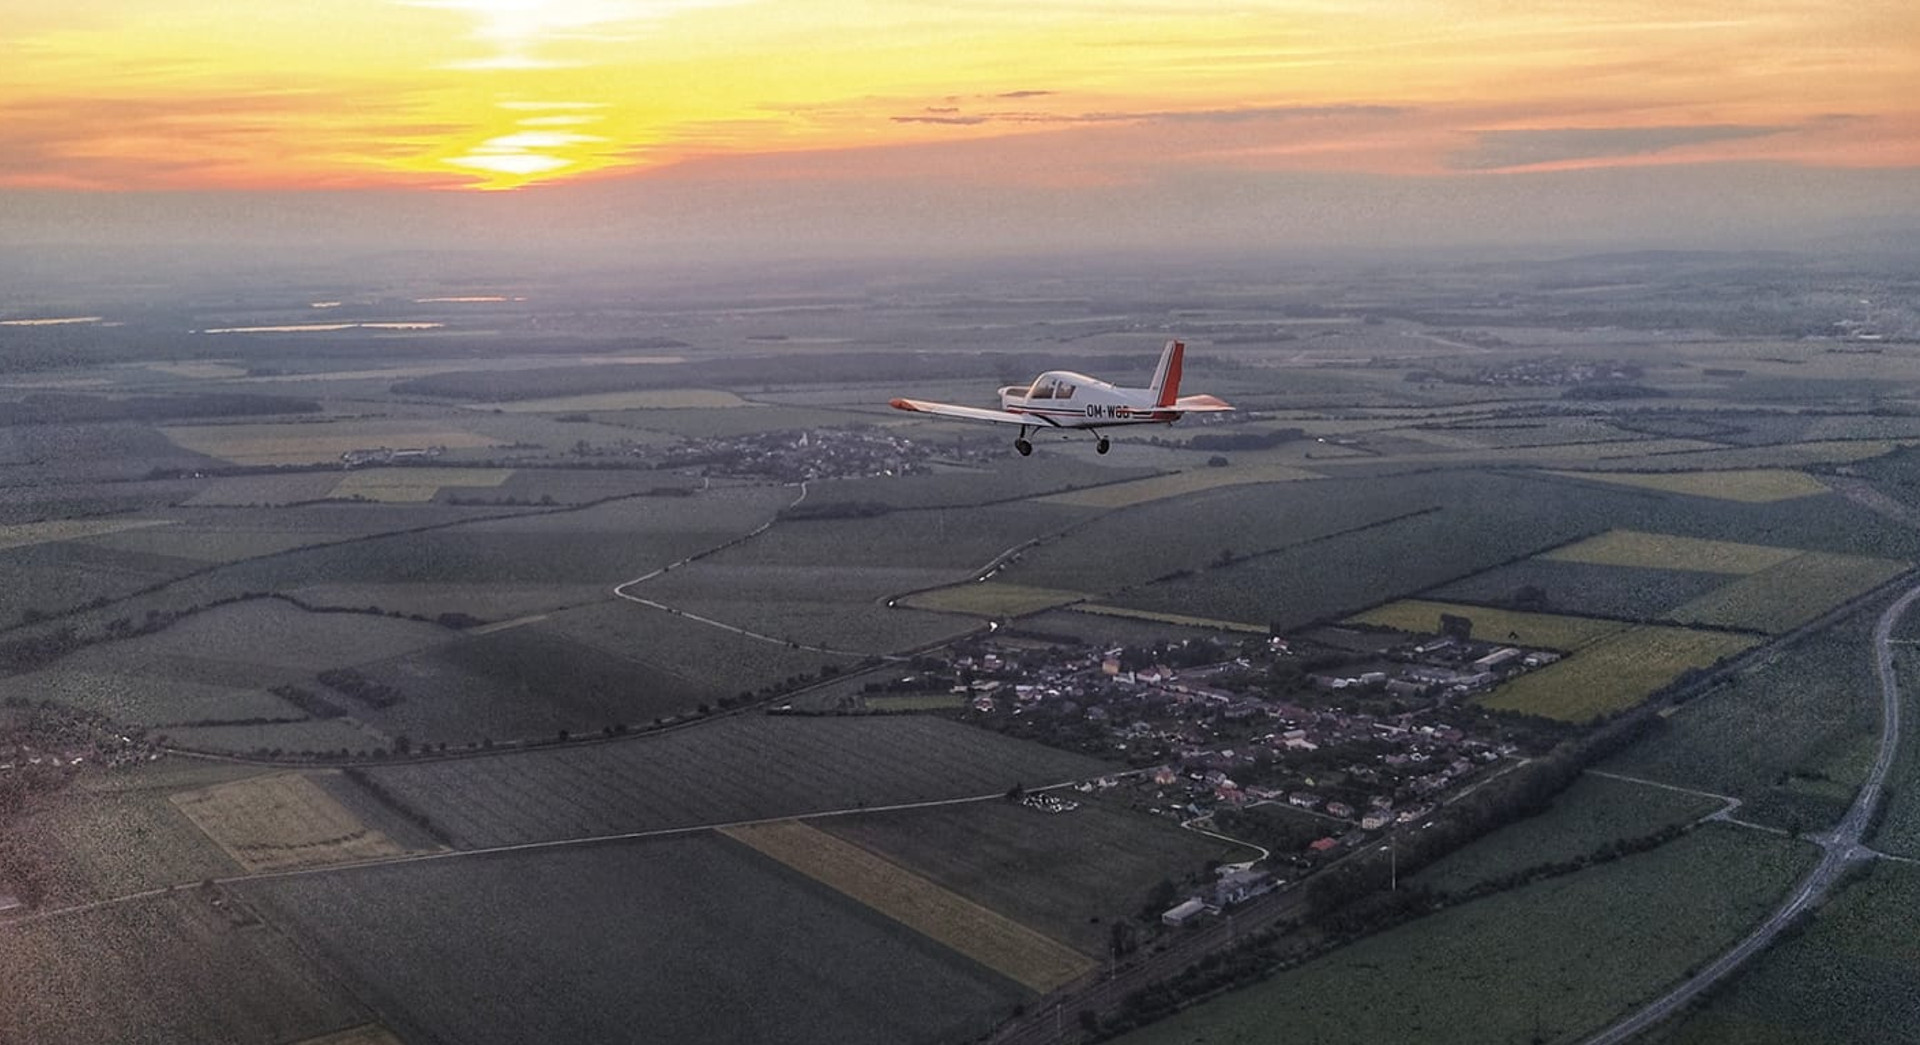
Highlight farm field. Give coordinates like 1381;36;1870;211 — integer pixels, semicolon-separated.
1478;626;1758;723
1647;862;1920;1045
1410;773;1725;895
13;760;257;904
487;388;749;411
160;719;387;756
0;516;174;550
184;473;351;506
900;581;1086;618
1545;529;1802;574
600;403;872;438
1036;464;1321;508
162;420;501;465
1085;469;1805;630
637;569;984;652
537;599;853;699
362;716;1112;848
864;694;969;711
1670;551;1908;634
1577;439;1920;473
1113;826;1814;1045
1348;599;1628;650
1425;559;1732;621
721;819;1094;992
238;836;1027;1045
1602;614;1879;831
292;1027;406;1045
1072;604;1269;633
329;467;513;503
1004;474;1434;596
800;458;1162;510
170;771;414;873
1539;468;1829;503
286;580;594;621
0;892;362;1045
0;667;303;729
352;622;716;744
820;797;1241;957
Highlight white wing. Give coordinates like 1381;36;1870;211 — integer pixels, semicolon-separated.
889;398;1056;426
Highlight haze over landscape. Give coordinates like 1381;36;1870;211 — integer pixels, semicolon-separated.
3;5;1920;1045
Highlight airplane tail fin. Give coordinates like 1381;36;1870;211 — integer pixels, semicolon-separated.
1148;340;1184;408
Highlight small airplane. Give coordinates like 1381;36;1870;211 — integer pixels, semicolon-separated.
889;340;1233;455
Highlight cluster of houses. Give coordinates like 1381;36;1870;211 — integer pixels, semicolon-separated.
947;630;1528;848
0;704;158;776
652;427;966;481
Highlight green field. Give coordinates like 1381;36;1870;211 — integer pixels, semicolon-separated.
363;715;1113;848
820;797;1240;956
1545;530;1802;574
1479;626;1759;723
239;836;1026;1045
1602;615;1879;831
1670;551;1907;633
1112;826;1814;1045
1427;559;1733;621
1411;773;1726;894
1541;469;1830;503
1649;862;1920;1045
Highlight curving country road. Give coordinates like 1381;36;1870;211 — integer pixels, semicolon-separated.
1578;578;1920;1045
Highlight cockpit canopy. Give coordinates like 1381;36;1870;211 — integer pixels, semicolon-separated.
1025;373;1077;400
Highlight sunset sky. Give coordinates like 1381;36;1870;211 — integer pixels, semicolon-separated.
2;1;1916;255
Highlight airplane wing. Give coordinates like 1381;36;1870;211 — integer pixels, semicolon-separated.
889;398;1061;426
1172;394;1235;413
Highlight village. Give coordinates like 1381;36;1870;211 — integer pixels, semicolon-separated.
876;620;1574;922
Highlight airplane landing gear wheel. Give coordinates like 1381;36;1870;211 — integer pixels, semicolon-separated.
1096;438;1111;455
1015;438;1033;456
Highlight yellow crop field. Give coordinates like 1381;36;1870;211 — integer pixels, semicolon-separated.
489;388;750;412
721;820;1094;992
0;517;173;551
1073;605;1271;634
1544;530;1802;575
290;1026;406;1045
170;771;415;873
900;583;1085;617
1347;600;1628;651
1479;626;1759;723
1673;551;1908;633
1542;469;1830;503
331;468;513;503
162;421;500;465
1039;464;1319;509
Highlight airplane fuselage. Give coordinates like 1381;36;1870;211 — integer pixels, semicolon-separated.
997;371;1182;428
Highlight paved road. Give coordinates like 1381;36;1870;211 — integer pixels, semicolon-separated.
1578;578;1920;1045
